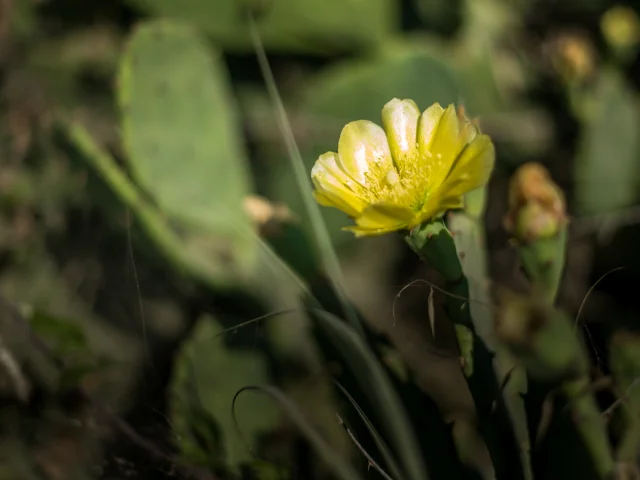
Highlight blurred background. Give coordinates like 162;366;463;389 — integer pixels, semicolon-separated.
1;0;640;479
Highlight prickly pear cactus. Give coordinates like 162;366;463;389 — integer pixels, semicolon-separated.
169;315;279;474
501;163;615;479
574;68;640;216
117;20;258;288
448;186;533;480
503;163;568;304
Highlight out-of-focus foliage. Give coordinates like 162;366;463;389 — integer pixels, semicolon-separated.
573;68;640;215
126;0;395;52
117;21;257;279
169;315;278;473
2;0;640;479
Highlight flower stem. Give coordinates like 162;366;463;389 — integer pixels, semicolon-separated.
405;220;524;480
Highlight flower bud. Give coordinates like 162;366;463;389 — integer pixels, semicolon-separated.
503;163;567;243
548;31;596;84
512;202;560;243
243;195;295;237
601;6;640;52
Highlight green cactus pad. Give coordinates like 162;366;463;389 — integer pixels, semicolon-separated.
448;190;534;480
125;0;394;53
169;315;278;472
302;42;460;124
117;20;258;286
574;68;640;215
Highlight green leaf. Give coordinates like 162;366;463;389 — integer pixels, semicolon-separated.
118;20;258;284
574;68;640;215
169;315;279;473
125;0;395;53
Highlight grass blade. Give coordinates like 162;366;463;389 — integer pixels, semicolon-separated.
335;381;406;480
233;385;362;480
247;13;363;338
310;308;429;480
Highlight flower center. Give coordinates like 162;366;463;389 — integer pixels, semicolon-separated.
358;152;431;213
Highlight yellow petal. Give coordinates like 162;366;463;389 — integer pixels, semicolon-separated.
311;152;359;194
313;190;363;218
344;224;409;237
381;98;420;172
418;104;464;191
431;104;462;150
311;152;367;216
455;106;480;145
417;134;495;222
337;120;394;186
344;203;415;236
417;102;445;158
440;134;495;198
458;121;479;146
355;203;415;231
413;196;464;227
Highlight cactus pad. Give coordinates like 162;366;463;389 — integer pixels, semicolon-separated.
117;20;257;286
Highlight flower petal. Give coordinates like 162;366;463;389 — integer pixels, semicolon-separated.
344;224;409;237
311;152;360;194
417;134;495;222
430;104;462;154
458;121;479;146
440;134;495;197
311;152;367;216
418;104;464;190
412;196;464;227
417;102;445;157
344;203;415;236
381;98;420;172
313;190;362;218
337;120;394;186
456;106;480;145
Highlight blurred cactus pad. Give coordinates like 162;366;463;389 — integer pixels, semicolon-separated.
3;1;640;480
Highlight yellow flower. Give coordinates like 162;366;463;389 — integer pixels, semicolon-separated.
310;99;495;237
